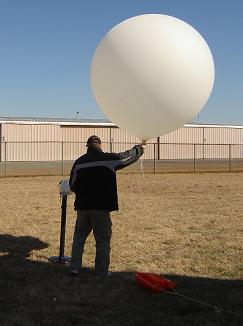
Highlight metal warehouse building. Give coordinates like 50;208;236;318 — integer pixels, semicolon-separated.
0;117;242;162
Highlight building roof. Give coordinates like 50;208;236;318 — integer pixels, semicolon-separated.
0;116;115;126
185;122;242;129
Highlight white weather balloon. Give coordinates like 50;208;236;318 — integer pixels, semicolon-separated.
91;14;214;141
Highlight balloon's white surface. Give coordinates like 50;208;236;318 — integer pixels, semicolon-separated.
91;14;214;141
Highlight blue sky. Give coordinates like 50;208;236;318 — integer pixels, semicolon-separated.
0;0;242;124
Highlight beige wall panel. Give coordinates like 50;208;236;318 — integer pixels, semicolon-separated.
204;127;242;144
81;127;111;146
61;126;82;142
63;142;85;161
158;143;242;160
231;144;243;158
109;128;154;159
60;126;155;159
1;123;242;161
2;124;61;161
5;142;62;161
61;126;112;159
203;144;229;159
2;124;61;142
110;128;154;158
159;143;194;159
160;127;204;144
111;127;139;144
61;126;111;142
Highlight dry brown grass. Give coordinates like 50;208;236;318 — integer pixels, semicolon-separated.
0;173;242;325
114;173;243;278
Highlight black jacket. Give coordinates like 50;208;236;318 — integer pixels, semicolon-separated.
69;145;144;211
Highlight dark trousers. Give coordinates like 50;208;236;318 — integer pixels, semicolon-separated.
70;210;112;274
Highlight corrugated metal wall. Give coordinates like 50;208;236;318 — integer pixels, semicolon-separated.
2;123;60;141
159;125;243;144
1;124;61;161
204;127;242;144
160;126;204;144
0;122;242;161
61;125;157;160
61;125;113;160
158;127;203;159
158;126;243;159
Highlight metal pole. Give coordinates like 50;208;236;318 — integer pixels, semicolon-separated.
49;194;71;264
4;142;7;177
109;127;112;152
61;141;64;176
202;127;205;159
59;195;67;259
153;143;156;174
157;137;160;160
229;144;232;172
193;144;196;173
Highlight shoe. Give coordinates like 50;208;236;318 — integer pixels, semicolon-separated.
95;271;112;278
70;270;79;276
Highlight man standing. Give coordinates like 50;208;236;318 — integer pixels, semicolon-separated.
69;135;144;277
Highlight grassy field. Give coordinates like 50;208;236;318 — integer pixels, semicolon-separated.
0;173;242;325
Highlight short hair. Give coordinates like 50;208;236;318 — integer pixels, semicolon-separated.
86;135;101;147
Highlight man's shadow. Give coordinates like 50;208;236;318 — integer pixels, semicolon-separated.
0;233;242;326
0;233;48;259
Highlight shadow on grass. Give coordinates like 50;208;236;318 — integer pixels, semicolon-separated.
0;233;242;326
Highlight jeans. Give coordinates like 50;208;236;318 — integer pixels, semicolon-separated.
70;210;112;274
